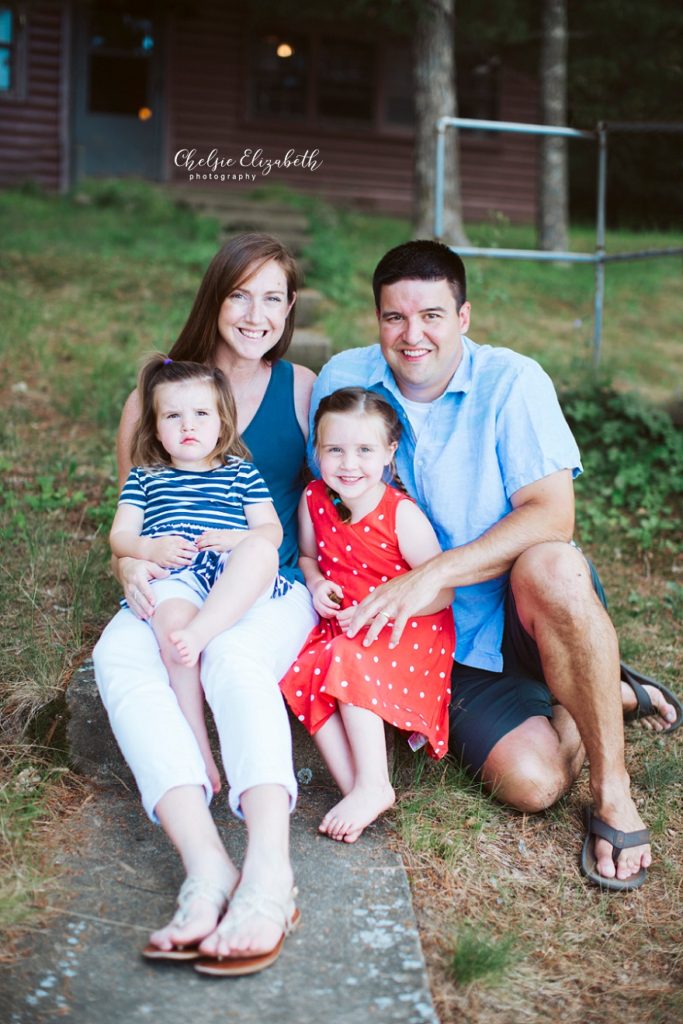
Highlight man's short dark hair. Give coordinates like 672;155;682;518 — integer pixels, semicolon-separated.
372;240;467;310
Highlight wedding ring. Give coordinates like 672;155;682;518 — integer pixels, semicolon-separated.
379;611;390;619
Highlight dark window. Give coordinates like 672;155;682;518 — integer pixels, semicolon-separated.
381;40;414;127
248;30;414;132
88;7;155;116
318;38;374;122
251;33;309;118
458;57;500;124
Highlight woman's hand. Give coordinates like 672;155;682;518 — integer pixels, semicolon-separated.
119;556;169;620
312;578;344;618
196;529;246;552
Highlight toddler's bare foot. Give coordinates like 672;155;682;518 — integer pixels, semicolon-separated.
170;628;202;667
319;782;395;844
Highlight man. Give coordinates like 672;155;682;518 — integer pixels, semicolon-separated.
309;239;681;890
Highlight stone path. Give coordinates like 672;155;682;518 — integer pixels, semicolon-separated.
1;664;439;1024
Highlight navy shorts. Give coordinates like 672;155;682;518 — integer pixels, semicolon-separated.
448;560;607;775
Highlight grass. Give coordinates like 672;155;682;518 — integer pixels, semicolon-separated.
0;181;681;1020
449;926;519;987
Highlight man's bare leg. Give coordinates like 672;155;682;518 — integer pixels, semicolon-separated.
482;706;585;811
509;542;650;883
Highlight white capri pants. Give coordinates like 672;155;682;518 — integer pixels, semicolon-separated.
93;580;317;821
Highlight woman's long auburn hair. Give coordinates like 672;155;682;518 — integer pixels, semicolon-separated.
131;354;250;469
168;233;300;366
313;387;407;523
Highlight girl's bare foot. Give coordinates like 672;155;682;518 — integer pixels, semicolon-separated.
170;627;202;667
319;782;395;844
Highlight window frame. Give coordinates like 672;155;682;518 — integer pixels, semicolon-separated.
244;28;416;140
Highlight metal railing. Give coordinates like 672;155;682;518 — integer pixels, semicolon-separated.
434;117;683;367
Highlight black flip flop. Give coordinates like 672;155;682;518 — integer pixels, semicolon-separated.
580;807;650;892
621;661;683;734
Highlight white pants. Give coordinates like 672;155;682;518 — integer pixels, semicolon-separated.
93;581;316;821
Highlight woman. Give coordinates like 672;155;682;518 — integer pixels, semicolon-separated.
93;233;317;973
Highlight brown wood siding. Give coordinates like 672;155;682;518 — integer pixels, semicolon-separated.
0;1;64;190
166;6;539;223
0;0;539;222
460;69;539;223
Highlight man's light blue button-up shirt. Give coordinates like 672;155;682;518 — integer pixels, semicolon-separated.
309;337;582;672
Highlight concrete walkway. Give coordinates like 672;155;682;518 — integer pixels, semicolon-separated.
2;664;438;1024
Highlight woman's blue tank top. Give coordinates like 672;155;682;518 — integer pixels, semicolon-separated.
242;360;306;585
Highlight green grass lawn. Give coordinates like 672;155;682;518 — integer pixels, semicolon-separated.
0;182;681;1021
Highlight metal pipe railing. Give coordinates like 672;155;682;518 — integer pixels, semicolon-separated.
433;116;683;368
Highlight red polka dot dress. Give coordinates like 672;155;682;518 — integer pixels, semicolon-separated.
280;479;455;759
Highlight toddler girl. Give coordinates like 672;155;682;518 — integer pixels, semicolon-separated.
109;355;284;793
280;387;455;843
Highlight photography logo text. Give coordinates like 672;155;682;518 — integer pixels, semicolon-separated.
174;147;323;183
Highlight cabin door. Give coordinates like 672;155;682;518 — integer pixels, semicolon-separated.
71;1;164;181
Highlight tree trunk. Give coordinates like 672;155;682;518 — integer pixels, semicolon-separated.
538;0;569;252
413;0;469;245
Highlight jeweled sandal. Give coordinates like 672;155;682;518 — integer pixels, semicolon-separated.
194;883;300;976
142;876;232;961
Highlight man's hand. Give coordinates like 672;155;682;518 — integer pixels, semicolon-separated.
119;557;169;620
345;561;444;648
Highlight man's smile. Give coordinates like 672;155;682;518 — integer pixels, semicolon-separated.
400;347;431;360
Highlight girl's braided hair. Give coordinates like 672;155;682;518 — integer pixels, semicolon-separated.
313;387;407;524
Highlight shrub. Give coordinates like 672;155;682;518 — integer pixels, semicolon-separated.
559;384;683;550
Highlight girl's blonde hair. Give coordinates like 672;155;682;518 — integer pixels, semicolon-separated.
131;354;250;468
313;387;406;523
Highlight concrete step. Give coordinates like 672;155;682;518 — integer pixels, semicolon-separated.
167;187;312;255
288;327;332;372
168;187;307;217
294;287;326;328
2;661;436;1023
169;190;309;227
